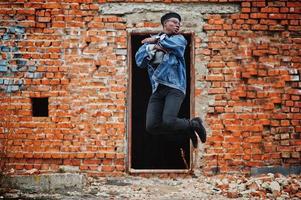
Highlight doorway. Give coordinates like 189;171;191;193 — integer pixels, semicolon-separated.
128;32;194;172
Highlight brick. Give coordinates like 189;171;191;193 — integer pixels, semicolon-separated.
208;43;225;49
209;19;224;25
241;2;251;7
43;3;61;9
207;62;225;68
208;88;226;94
280;7;289;13
281;120;290;126
291;152;300;158
240;14;249;19
17;9;35;15
269;14;287;19
260;19;277;25
288;14;301;20
38;17;51;22
83;159;100;165
252;2;266;7
203;25;223;30
261;7;279;13
267;1;285;7
241;8;251;13
251;24;268;31
287;2;301;7
206;75;224;81
281;152;290;158
288;26;301;31
102;165;114;172
245;136;262;143
250;13;267;19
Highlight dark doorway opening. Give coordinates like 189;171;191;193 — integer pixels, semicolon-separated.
129;32;193;171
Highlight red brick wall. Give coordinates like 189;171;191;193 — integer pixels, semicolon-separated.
0;0;300;176
202;0;301;174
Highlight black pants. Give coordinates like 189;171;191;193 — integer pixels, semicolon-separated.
146;84;191;135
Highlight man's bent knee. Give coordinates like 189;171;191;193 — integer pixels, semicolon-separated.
146;123;159;134
146;118;176;134
162;118;176;131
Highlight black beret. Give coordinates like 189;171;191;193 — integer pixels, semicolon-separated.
160;12;182;25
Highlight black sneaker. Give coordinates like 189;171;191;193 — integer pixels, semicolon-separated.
191;117;207;143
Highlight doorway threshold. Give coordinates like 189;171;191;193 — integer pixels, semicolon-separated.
129;169;192;174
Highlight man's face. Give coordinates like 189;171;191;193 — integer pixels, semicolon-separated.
163;17;181;34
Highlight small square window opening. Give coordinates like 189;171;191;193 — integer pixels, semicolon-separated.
31;97;49;117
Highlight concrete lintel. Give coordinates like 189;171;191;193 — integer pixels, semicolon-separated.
99;3;241;15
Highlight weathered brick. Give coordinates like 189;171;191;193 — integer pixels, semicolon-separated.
287;2;301;7
251;24;268;30
250;13;268;19
269;13;287;19
252;2;266;7
203;24;223;30
261;7;279;13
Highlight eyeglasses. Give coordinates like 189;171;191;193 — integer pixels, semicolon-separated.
166;19;182;26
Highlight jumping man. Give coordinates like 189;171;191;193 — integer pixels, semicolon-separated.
135;12;206;148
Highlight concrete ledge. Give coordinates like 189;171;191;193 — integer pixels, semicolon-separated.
251;166;301;176
99;3;241;15
0;173;86;192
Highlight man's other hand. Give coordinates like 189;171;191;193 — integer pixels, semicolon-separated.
141;37;158;44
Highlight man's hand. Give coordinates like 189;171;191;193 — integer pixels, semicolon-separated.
141;37;158;44
154;44;168;53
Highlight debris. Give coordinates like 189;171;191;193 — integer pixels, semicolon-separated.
0;173;300;199
270;181;281;192
24;168;39;175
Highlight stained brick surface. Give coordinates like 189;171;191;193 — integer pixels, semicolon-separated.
0;0;300;176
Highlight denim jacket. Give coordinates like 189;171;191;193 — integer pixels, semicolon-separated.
135;34;187;94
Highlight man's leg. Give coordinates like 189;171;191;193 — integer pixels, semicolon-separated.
146;85;190;134
161;87;191;132
161;87;200;147
146;85;199;147
145;87;165;134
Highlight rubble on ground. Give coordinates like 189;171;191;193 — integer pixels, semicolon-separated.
211;173;301;199
0;173;300;199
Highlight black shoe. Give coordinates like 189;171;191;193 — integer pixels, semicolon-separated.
191;117;207;143
189;129;198;148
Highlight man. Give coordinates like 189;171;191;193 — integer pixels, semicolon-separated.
135;12;206;148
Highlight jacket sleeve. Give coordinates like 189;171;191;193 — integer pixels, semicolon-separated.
135;44;151;68
158;34;187;58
